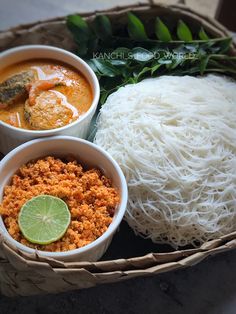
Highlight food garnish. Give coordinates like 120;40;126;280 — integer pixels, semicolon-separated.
18;195;71;245
67;13;236;103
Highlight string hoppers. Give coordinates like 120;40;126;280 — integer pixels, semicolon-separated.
94;75;236;248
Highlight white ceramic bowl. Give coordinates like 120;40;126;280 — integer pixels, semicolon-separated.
0;45;100;154
0;136;128;262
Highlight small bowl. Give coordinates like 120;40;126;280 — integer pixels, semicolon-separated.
0;136;128;262
0;45;100;154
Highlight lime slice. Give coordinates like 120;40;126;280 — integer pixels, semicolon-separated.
18;195;71;245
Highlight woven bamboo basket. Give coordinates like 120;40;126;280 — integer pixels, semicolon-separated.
0;2;236;297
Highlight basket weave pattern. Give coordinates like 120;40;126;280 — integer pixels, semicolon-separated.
0;2;236;297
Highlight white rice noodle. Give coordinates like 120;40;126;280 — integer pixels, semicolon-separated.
94;75;236;248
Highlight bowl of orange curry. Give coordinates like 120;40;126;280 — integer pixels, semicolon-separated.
0;45;100;154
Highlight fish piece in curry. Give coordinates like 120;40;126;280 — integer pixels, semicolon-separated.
0;70;35;109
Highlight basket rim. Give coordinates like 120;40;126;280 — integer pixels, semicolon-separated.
1;3;235;53
1;229;236;272
0;2;234;37
0;1;236;276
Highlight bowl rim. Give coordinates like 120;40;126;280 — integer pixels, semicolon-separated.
0;45;100;134
0;136;128;258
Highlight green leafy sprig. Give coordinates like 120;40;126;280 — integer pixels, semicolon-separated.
67;13;235;103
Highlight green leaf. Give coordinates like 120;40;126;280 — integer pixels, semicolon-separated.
199;55;210;74
112;47;131;59
158;59;172;65
184;44;198;53
91;59;120;77
137;66;152;80
92;15;112;40
109;59;127;66
100;89;110;104
86;59;98;73
127;12;148;41
67;15;92;55
177;20;193;41
198;27;209;40
151;63;162;75
67;15;91;41
132;47;154;62
155;18;172;42
168;58;184;70
75;42;88;56
218;37;232;54
67;12;236;103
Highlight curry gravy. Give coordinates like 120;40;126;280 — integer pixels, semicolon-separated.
0;59;93;130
